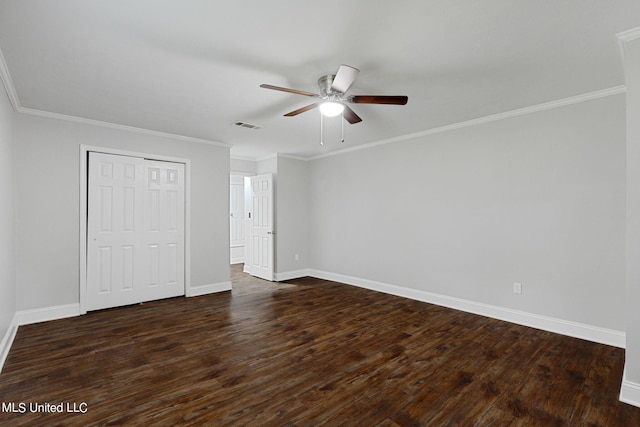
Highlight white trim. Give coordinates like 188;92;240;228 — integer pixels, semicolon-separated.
1;304;80;370
275;269;311;282
308;269;626;348
256;153;278;162
21;107;229;147
232;153;308;162
230;257;245;265
79;145;192;314
0;49;230;148
0;47;20;112
621;366;640;408
79;146;87;314
15;304;81;326
186;281;232;297
2;42;626;164
617;27;640;61
309;86;627;161
278;153;309;162
0;315;18;373
184;160;192;300
255;152;312;164
618;27;640;43
230;155;257;162
1;45;227;149
0;50;231;148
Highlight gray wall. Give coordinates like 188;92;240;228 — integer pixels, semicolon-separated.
309;94;626;331
0;84;15;338
14;114;230;311
625;37;640;385
256;156;277;175
275;156;309;273
248;155;309;275
230;157;256;175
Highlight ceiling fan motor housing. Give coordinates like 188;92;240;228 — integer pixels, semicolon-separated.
318;74;338;97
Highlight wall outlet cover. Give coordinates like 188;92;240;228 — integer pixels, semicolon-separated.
514;282;522;294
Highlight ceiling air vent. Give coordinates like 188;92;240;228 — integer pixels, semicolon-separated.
233;121;262;130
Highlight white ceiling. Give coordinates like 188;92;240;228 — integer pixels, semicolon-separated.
0;1;639;159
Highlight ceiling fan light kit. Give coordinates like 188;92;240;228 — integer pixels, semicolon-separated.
318;101;344;117
260;64;408;145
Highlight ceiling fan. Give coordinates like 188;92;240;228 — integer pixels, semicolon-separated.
260;65;408;124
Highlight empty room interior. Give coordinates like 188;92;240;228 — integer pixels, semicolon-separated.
2;1;640;425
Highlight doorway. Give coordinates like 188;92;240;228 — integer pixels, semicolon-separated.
230;174;246;264
243;173;275;281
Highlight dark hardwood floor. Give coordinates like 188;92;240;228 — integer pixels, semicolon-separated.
1;264;639;426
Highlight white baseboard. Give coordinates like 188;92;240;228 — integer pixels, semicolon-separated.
187;281;232;297
621;366;640;408
0;314;18;373
1;303;81;372
230;245;244;265
308;269;626;349
15;303;81;326
275;269;311;282
2;287;229;371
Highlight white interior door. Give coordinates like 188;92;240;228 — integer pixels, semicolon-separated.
230;174;245;264
246;173;274;281
87;152;185;311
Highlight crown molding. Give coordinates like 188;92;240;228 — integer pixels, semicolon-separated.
18;107;230;148
309;85;626;161
238;85;626;162
0;46;229;148
617;27;640;43
2;43;627;160
0;47;20;112
618;27;640;42
230;154;257;162
278;153;308;161
617;27;640;61
256;153;278;162
230;153;308;162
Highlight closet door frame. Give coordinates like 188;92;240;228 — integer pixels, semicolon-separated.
79;145;191;315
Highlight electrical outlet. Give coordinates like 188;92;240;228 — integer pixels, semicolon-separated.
514;282;522;294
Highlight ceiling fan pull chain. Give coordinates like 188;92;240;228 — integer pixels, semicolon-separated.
341;113;345;143
320;112;324;146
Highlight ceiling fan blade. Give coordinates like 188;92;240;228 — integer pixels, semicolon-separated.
284;103;319;117
331;65;360;93
342;105;362;124
260;84;319;97
349;95;408;105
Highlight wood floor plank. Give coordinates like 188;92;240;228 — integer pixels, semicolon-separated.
0;264;639;425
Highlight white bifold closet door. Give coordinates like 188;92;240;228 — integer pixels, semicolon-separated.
87;152;185;311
